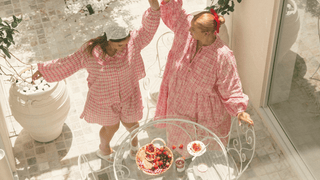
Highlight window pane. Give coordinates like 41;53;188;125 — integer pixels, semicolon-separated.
268;0;320;177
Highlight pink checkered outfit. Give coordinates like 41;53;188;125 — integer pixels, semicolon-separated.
38;8;160;126
155;0;249;154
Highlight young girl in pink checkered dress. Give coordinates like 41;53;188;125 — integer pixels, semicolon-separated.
32;0;161;162
155;0;254;155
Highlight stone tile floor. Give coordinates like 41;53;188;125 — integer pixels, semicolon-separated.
0;0;303;179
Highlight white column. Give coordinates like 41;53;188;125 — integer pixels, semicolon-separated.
0;75;16;173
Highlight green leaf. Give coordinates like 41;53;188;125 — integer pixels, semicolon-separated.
0;18;2;24
0;46;11;58
228;1;235;12
11;22;17;28
7;34;13;43
6;41;11;48
4;21;10;27
218;0;225;6
17;17;23;23
206;5;214;10
1;26;10;30
13;15;17;22
237;0;242;3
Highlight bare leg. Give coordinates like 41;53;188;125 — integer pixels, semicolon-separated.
99;122;120;155
121;121;139;147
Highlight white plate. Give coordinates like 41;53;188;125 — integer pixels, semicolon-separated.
187;141;206;157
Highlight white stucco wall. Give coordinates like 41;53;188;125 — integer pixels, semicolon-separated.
0;76;16;173
231;0;281;109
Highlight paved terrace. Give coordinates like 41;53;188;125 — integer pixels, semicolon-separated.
0;0;301;179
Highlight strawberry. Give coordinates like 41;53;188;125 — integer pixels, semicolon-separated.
163;151;168;155
168;154;172;159
157;156;160;161
159;161;163;166
154;164;158;169
160;147;164;151
172;145;176;149
166;162;170;167
179;144;183;149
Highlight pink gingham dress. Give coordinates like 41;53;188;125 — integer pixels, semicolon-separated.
155;0;249;153
38;8;160;126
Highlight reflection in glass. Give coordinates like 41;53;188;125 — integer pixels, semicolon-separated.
268;0;320;178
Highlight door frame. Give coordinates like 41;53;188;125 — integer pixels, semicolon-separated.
260;0;316;179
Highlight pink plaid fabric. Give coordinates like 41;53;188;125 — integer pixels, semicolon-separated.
38;8;160;126
155;0;249;145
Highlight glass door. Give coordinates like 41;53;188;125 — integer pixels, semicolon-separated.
268;0;320;178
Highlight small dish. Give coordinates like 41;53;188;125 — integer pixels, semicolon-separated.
197;163;208;173
187;141;206;157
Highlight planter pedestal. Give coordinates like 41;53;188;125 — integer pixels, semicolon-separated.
9;80;70;142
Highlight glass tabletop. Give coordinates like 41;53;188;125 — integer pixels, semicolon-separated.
112;118;232;180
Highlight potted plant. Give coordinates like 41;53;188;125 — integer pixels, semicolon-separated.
0;15;71;143
206;0;242;15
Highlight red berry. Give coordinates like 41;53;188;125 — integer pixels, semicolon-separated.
168;154;172;159
166;162;170;167
159;161;163;166
154;164;158;169
147;144;155;152
163;151;168;155
160;147;164;151
157;156;160;161
172;145;176;149
179;144;183;149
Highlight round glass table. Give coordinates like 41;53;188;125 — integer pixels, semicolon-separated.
112;118;233;180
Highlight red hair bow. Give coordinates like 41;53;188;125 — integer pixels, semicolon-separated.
210;8;220;33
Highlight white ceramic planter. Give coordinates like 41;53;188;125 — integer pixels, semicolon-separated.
8;68;70;142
